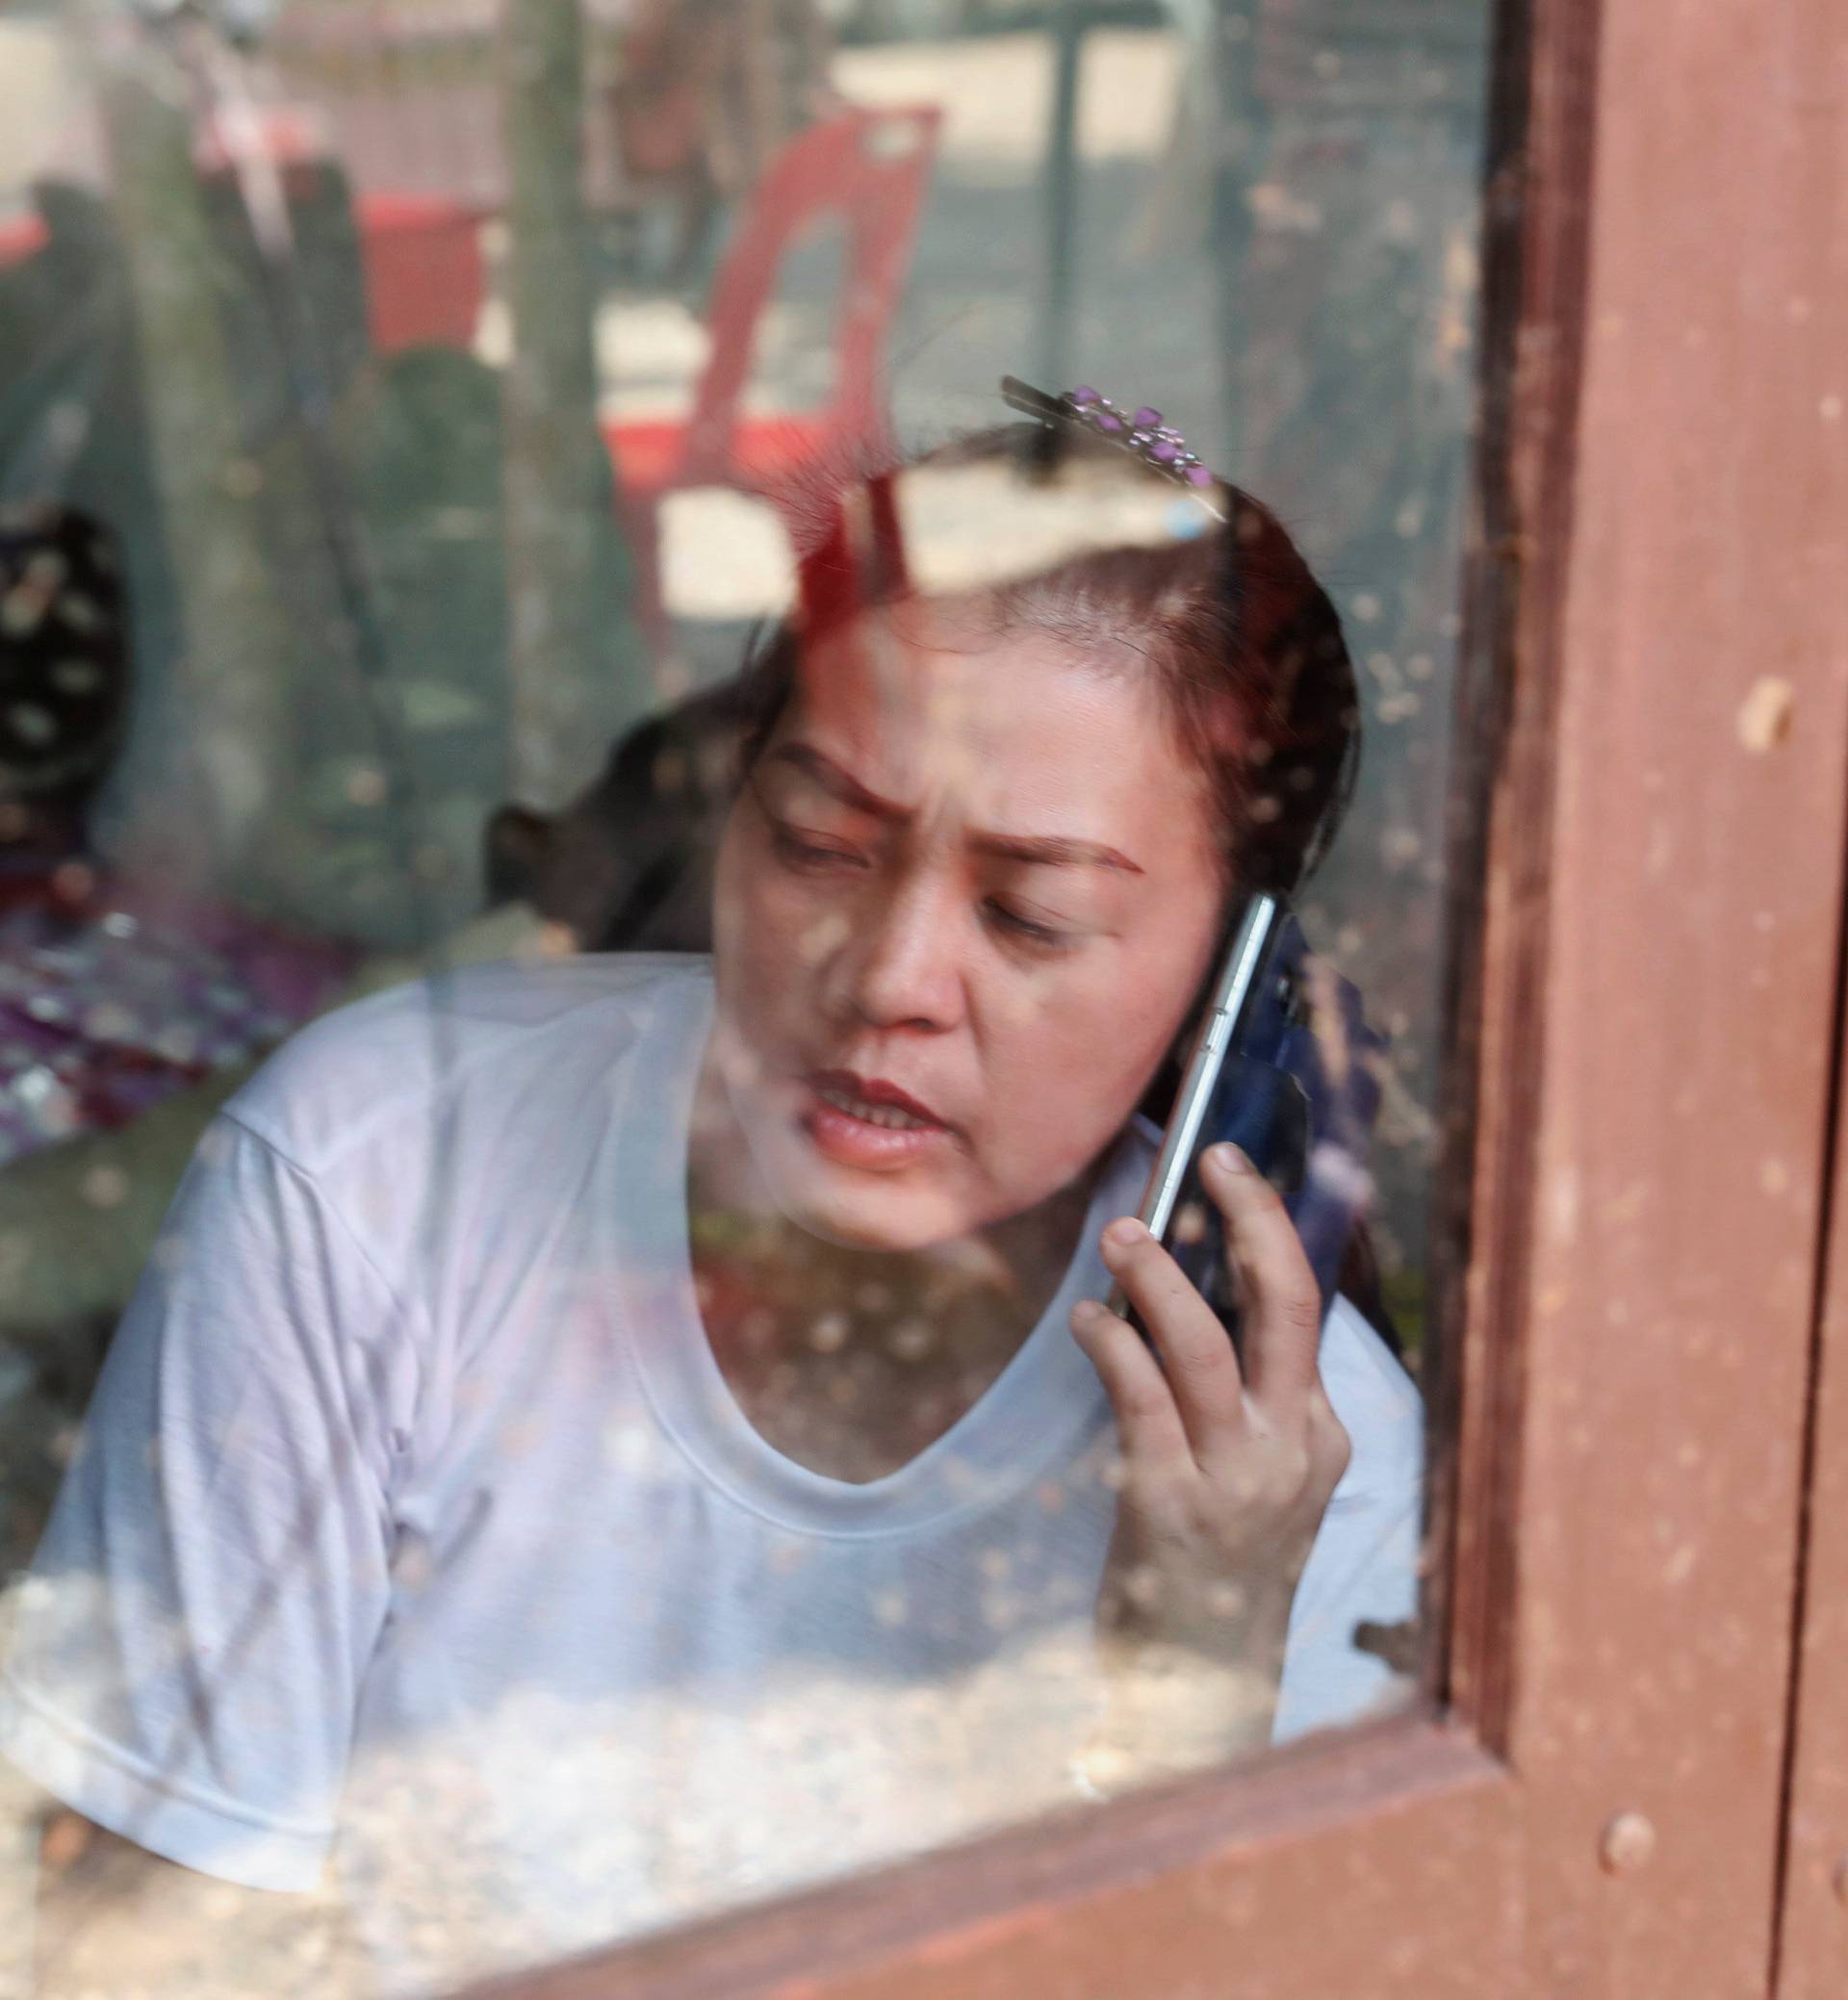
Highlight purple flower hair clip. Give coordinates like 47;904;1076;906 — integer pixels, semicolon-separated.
1000;373;1225;517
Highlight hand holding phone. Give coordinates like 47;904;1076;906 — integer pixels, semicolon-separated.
1072;1145;1354;1752
1070;899;1379;1736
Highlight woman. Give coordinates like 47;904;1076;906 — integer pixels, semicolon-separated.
0;397;1423;1994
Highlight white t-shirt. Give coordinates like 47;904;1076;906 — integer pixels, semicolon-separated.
0;954;1423;1993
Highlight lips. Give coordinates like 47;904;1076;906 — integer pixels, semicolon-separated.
805;1069;948;1129
799;1068;958;1170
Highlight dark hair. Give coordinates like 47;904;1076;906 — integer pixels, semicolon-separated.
0;503;130;833
734;422;1361;901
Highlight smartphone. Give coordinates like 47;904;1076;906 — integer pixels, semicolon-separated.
1110;894;1383;1354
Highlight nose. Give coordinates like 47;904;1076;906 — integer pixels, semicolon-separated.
832;872;966;1035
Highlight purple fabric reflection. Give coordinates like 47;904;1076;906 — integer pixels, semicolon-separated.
0;865;355;1167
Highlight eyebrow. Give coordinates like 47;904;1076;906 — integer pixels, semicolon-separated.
766;742;1145;876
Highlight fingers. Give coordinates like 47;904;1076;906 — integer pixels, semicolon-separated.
1068;1297;1193;1471
1200;1142;1324;1404
1096;1216;1246;1452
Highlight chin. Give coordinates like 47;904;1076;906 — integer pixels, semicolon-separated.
735;1123;961;1252
767;1167;967;1254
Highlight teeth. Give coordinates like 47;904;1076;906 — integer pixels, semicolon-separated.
818;1087;930;1131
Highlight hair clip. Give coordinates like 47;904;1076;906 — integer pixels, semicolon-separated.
1000;374;1222;506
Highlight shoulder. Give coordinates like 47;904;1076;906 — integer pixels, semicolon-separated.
1319;1294;1424;1507
224;952;712;1180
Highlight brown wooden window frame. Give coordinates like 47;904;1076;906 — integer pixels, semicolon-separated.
469;0;1848;1990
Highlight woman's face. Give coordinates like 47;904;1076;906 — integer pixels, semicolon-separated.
707;598;1228;1252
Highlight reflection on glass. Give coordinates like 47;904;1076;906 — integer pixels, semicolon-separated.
0;0;1484;1991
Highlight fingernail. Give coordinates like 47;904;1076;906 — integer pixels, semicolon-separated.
1103;1217;1145;1249
1070;1297;1107;1328
1205;1142;1248;1175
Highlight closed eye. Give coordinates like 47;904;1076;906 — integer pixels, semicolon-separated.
983;898;1079;950
770;822;870;872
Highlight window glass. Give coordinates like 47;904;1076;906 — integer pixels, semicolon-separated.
0;0;1487;1989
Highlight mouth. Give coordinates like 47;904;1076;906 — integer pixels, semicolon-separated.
808;1070;947;1129
798;1069;958;1168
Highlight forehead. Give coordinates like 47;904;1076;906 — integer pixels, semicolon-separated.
780;598;1198;824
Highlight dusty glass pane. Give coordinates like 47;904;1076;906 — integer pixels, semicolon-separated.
0;0;1486;1989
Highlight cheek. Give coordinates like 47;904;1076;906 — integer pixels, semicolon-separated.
978;956;1196;1167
